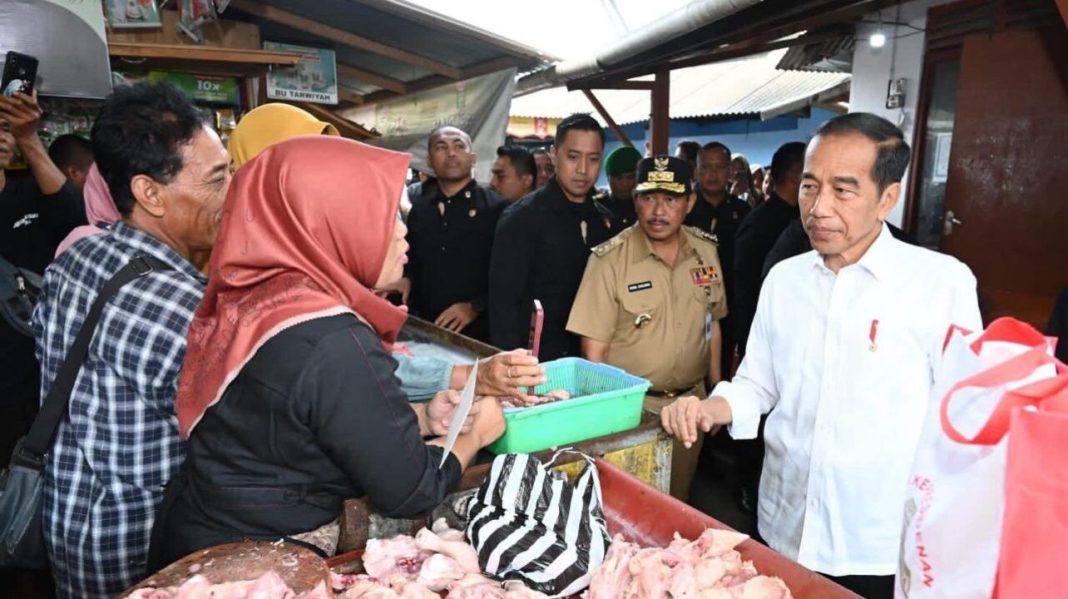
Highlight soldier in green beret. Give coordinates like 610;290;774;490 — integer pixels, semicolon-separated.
594;145;642;227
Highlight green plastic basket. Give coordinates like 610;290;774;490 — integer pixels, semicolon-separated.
487;357;651;454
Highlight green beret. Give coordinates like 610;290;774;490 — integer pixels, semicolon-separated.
604;146;642;177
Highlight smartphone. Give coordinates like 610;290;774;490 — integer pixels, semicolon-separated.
2;52;38;97
527;299;544;395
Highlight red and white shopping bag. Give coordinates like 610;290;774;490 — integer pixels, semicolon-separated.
896;318;1066;599
994;379;1068;598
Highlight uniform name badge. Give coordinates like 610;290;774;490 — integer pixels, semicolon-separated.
704;312;713;341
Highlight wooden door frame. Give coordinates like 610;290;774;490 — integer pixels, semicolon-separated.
903;46;961;236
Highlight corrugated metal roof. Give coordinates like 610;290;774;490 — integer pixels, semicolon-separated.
229;0;554;99
509;49;850;124
775;35;854;72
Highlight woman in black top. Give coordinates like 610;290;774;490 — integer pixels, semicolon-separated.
149;136;504;568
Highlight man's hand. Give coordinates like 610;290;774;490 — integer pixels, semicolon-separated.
0;91;43;143
660;396;727;449
375;276;411;304
476;350;546;398
0;91;66;194
425;390;482;436
435;302;477;333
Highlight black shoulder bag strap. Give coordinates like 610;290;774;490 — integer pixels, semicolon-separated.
13;255;174;470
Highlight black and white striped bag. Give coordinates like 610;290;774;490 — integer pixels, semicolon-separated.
465;451;610;598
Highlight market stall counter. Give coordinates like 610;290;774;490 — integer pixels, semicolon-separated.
125;458;856;598
322;458;858;598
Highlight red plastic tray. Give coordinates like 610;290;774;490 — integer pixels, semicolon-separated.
596;458;861;599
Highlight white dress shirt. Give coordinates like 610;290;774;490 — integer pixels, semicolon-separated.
713;224;981;576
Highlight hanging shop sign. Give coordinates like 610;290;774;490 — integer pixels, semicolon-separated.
263;42;338;105
147;71;239;104
103;0;162;29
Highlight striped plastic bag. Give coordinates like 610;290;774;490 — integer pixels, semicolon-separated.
465;451;610;598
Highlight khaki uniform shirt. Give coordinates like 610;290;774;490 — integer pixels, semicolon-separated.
566;225;728;391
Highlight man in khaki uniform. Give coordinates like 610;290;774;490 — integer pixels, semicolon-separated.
567;155;728;501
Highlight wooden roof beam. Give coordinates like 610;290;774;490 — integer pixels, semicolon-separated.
363;74;451;104
338;64;407;95
460;56;525;79
338;87;365;105
295;102;379;139
569;80;655;92
230;0;462;79
580;89;634;149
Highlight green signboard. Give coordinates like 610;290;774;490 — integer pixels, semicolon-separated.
146;71;239;104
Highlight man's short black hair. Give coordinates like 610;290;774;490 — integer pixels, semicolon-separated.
47;134;94;172
699;141;731;162
555;113;604;148
675;140;701;165
770;142;807;186
91;82;206;216
427;125;472;153
496;145;536;180
813;112;912;193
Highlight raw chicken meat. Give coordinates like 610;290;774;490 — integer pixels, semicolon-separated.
363;535;430;580
331;526;547;599
628;548;673;597
446;573;507;598
126;570;329;599
332;572;368;590
334;575;437;599
432;518;466;543
586;535;638;599
500;389;572;409
584;530;791;599
729;577;791;599
334;575;390;597
416;553;466;591
415;527;481;574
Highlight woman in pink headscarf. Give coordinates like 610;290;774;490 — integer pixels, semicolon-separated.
147;136;505;567
54;163;121;257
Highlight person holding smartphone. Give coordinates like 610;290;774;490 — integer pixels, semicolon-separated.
0;89;85;471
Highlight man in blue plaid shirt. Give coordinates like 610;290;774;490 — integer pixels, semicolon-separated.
32;83;231;598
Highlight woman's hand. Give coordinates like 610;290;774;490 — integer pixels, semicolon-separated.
469;397;506;448
475;350;546;398
425;390;470;436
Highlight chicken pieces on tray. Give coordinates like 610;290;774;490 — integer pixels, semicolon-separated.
128;521;792;598
585;529;791;599
335;519;548;599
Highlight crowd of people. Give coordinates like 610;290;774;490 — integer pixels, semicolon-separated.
4;77;1058;599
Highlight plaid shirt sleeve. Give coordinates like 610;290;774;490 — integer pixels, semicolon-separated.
33;224;205;598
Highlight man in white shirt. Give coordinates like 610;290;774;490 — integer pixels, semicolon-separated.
660;112;981;599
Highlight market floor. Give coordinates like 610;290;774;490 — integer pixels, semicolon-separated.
687;429;759;537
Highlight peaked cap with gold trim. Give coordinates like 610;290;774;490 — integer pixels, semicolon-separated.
635;155;693;195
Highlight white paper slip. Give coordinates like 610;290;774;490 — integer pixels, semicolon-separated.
440;360;478;468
